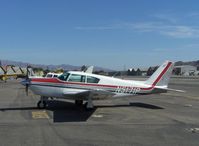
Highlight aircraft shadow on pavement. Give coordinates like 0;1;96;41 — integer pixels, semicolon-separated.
0;101;163;123
46;101;163;122
46;100;96;123
129;102;164;109
96;102;164;110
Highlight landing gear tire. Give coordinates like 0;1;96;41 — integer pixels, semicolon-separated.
37;100;47;109
84;102;94;111
75;100;83;106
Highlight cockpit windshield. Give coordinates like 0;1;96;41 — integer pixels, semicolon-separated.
58;72;70;81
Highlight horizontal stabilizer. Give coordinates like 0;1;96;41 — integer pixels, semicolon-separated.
155;86;186;93
164;88;185;93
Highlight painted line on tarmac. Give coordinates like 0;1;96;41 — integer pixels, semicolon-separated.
32;110;49;119
92;114;103;118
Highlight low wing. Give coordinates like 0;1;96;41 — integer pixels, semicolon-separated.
63;89;115;100
90;89;116;99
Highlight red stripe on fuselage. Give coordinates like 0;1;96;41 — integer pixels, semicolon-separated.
31;78;117;88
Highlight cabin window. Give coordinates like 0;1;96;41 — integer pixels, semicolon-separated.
87;76;100;83
68;74;86;82
58;73;70;81
46;74;53;78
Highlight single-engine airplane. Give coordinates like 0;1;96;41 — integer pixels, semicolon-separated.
21;61;183;109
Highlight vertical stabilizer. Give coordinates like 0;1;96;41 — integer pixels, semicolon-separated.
145;61;174;87
84;66;94;74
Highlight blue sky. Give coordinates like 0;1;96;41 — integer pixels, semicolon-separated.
0;0;199;70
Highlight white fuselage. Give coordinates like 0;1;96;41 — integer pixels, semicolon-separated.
27;71;154;100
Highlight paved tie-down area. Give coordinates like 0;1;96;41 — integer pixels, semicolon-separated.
0;77;199;146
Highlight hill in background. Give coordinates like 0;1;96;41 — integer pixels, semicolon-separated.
0;59;199;72
0;59;114;72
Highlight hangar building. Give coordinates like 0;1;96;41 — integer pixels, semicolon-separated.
173;65;197;76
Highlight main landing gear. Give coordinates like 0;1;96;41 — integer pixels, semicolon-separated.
85;95;94;110
83;93;94;110
75;95;94;110
37;96;48;109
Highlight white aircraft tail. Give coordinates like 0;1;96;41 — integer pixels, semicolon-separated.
84;66;94;74
145;61;174;87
